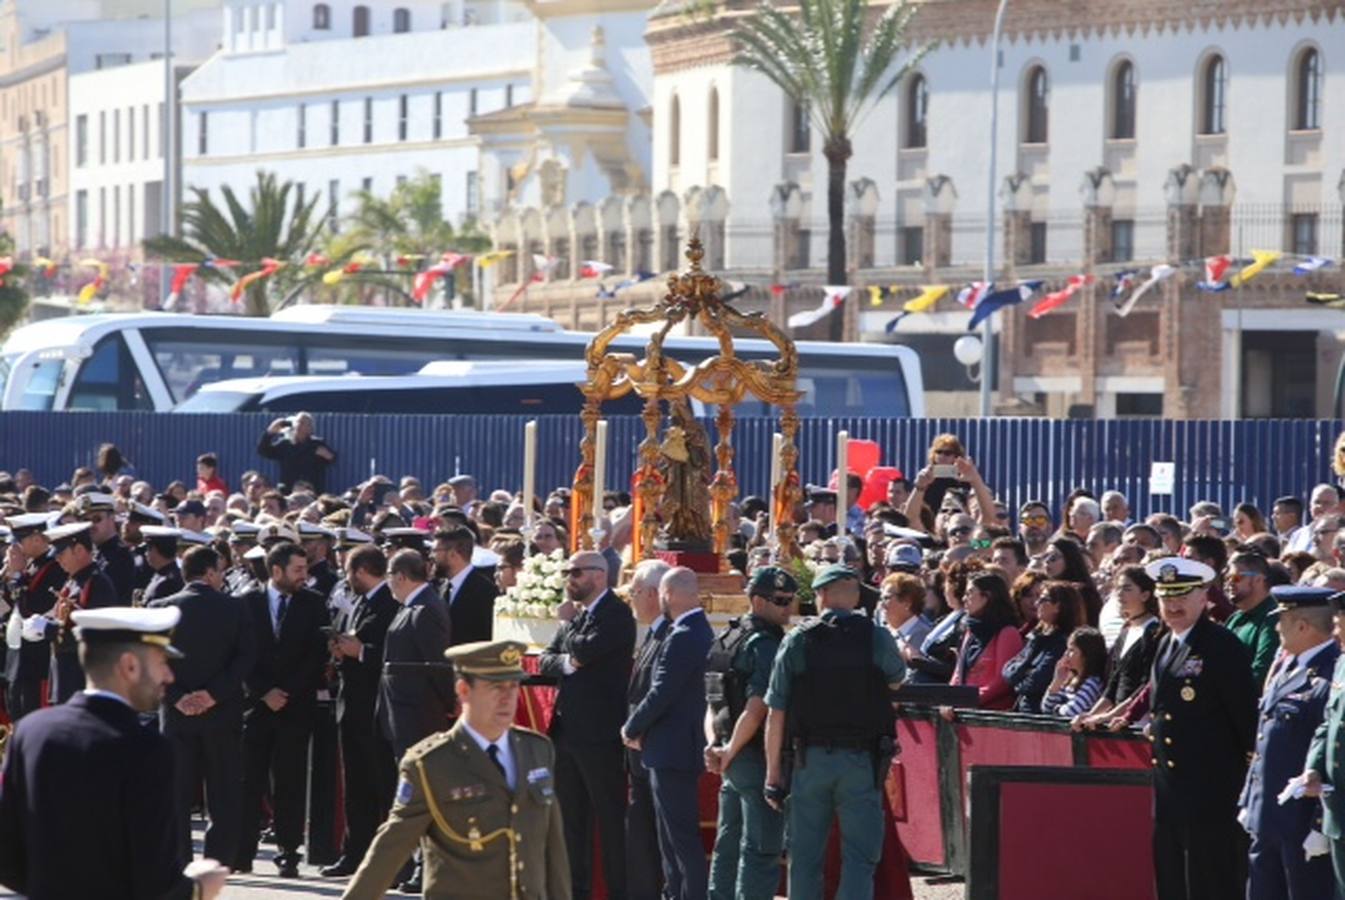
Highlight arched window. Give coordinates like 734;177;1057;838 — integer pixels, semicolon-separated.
669;95;680;166
1111;61;1135;139
905;74;927;148
353;5;371;37
1295;48;1321;130
393;8;411;33
1024;66;1048;143
312;3;330;29
707;88;719;161
1200;54;1226;135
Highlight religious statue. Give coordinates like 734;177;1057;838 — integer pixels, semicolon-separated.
656;400;713;548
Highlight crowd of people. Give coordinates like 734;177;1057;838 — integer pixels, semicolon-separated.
0;418;1344;899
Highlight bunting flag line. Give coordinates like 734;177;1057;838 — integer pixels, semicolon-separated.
305;253;330;268
475;250;513;269
787;286;851;329
32;256;58;279
202;257;240;270
1112;270;1138;298
164;263;200;310
530;254;559;282
967;280;1043;330
884;313;910;333
231;257;284;303
0;257;12;287
578;260;614;279
868;286;884;307
1115;264;1176;317
957;282;993;309
411;253;469;304
769;282;803;297
904;284;951;314
596;270;656;299
321;256;375;286
1231;250;1282;288
1027;274;1095;319
1196;254;1235;293
1295;256;1332;276
76;258;109;305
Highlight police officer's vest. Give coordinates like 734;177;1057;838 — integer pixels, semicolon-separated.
705;615;781;745
789;613;894;747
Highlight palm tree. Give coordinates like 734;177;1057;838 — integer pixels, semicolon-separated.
144;170;328;316
732;0;932;334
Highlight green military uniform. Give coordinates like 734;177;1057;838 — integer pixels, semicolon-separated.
708;567;793;900
764;565;905;900
1308;648;1345;898
341;641;571;900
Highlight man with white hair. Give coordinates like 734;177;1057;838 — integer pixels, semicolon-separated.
256;411;337;494
1068;497;1101;541
622;567;714;900
1100;490;1131;526
625;559;671;900
1287;485;1342;555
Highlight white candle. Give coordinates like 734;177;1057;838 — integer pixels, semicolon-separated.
592;419;608;527
768;432;783;543
522;420;537;528
836;430;849;535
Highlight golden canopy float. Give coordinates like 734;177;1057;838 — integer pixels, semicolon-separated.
572;238;804;607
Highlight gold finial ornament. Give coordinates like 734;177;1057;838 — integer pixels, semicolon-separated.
575;237;803;564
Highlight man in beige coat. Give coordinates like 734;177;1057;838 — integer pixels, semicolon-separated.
341;639;570;900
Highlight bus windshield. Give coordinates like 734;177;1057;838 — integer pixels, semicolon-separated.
16;359;64;411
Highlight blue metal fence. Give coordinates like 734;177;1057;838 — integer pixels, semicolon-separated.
0;412;1340;520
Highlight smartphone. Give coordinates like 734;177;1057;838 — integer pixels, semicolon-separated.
931;464;959;479
1208;517;1230;534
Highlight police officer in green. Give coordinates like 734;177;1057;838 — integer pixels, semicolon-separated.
1301;589;1345;896
763;563;905;900
705;565;796;900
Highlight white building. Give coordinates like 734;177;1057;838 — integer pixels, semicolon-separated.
180;0;541;230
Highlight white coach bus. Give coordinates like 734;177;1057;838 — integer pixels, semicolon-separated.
0;306;924;417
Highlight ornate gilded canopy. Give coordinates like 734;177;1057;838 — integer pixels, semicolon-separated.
574;238;804;564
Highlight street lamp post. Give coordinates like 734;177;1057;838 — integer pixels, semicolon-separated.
980;0;1010;417
161;0;173;307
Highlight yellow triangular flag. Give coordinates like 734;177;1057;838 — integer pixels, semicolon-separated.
868;285;884;307
1231;250;1281;288
903;284;950;314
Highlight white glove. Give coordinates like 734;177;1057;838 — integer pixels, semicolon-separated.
1279;774;1335;805
1304;829;1330;860
1237;806;1251;833
21;614;52;643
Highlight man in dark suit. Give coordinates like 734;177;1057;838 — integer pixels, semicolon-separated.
540;549;637;900
299;522;340;600
2;513;65;721
434;525;497;645
141;526;185;603
150;545;257;869
0;606;228;899
376;547;456;893
256;413;337;494
78;492;136;604
625;560;671;900
1145;557;1257;900
320;544;399;878
622;566;714;900
235;541;328;877
1238;586;1338;900
40;522;121;704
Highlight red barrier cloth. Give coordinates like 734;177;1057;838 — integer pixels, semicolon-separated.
1086;735;1152;769
996;781;1155;900
956;723;1074;810
890;718;946;867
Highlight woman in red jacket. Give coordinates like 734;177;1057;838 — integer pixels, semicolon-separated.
950;571;1024;709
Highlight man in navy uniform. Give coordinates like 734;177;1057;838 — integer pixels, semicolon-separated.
0;605;229;899
1145;556;1257;900
1238;585;1338;899
1;513;64;720
141;526;186;604
77;492;136;604
35;521;122;703
1301;589;1345;893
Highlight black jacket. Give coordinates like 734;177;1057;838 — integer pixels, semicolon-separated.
257;431;337;493
239;585;328;724
445;567;497;646
1104;617;1163;706
539;590;636;745
335;582;398;727
1149;615;1258;824
626;619;670;771
0;693;194;899
143;561;184;605
2;555;65;685
306;559;339;601
1002;629;1067;713
95;535;137;605
377;583;455;752
151;582;257;733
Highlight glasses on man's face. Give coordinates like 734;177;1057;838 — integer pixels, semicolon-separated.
768;593;794;607
1227;570;1260;583
561;566;605;578
1022;514;1051;527
949;527;972;538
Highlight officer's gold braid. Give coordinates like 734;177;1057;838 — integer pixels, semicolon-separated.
414;759;519;900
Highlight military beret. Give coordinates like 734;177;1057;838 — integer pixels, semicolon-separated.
812;563;858;590
747;565;798;598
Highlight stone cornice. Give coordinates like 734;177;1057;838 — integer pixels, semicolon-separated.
647;0;1345;73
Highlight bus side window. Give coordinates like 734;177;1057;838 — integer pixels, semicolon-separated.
68;336;152;411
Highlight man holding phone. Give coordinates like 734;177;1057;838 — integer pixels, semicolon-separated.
256;412;337;494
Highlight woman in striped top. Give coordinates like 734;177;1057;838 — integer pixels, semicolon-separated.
1041;627;1108;716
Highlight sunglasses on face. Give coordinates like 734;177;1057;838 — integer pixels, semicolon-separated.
1022;515;1051;527
969;538;992;550
949;527;972;537
561;566;605;577
767;593;794;607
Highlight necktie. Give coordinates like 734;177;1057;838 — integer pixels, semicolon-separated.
275;594;289;636
1273;655;1298;692
487;744;506;782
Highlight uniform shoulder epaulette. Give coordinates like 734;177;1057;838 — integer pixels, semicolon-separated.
404;730;454;762
511;724;551;743
796;616;825;631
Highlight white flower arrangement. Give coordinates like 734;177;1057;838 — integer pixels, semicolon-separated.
496;548;569;619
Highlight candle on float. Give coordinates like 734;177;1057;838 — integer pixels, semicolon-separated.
768;432;783;542
592;420;609;528
522;420;537;528
836;430;849;535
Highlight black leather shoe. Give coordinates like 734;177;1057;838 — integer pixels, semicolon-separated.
397;874;422;894
320;860;358;878
274;853;300;879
